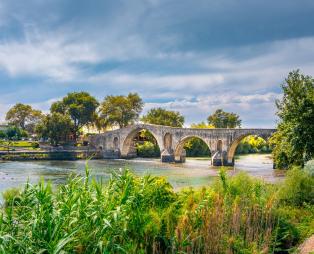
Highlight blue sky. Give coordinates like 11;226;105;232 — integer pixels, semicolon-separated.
0;0;314;127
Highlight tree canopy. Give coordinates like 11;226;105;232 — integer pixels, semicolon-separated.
51;92;99;139
5;103;43;133
141;107;185;127
100;93;143;128
271;70;314;168
36;113;74;146
207;109;241;128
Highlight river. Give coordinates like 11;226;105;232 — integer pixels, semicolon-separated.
0;154;284;195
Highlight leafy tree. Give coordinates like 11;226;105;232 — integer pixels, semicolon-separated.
0;130;6;139
5;126;27;140
100;93;143;128
141;107;185;127
36;113;74;146
51;92;99;140
5;103;43;133
191;122;215;129
207;109;241;128
271;70;314;168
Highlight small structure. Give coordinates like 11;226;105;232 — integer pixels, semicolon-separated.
89;124;276;166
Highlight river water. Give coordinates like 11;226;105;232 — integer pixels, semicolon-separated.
0;154;283;194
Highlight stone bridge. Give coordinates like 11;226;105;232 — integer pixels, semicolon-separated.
89;124;276;166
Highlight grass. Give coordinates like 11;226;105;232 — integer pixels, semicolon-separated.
0;141;34;147
0;166;313;253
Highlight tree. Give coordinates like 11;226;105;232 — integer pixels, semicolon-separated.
100;93;143;128
141;108;185;127
5;126;27;140
207;109;241;128
271;70;314;168
5;103;43;133
36;113;74;146
51;92;99;140
191;122;214;129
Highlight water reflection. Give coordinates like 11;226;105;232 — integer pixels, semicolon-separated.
0;154;283;194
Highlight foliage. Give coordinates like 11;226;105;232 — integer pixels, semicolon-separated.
190;122;214;129
36;113;74;146
100;93;143;128
0;130;7;139
271;70;314;168
51;92;99;140
136;141;160;157
5;126;28;140
236;135;272;155
5;103;43;133
277;167;314;207
184;138;211;157
142;107;185;127
207;109;241;128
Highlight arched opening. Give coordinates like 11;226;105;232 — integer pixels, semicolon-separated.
174;136;211;163
121;128;161;158
227;134;272;165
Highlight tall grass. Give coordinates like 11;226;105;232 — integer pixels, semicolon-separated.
0;166;313;253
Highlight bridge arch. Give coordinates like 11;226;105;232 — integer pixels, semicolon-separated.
121;126;163;158
227;133;271;165
174;135;211;163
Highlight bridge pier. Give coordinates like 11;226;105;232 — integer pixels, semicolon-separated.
212;151;234;166
161;150;175;163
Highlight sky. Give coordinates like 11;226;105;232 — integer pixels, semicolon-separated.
0;0;314;128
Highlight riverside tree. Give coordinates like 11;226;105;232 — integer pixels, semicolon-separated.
36;113;74;146
5;103;43;133
207;109;241;128
100;93;143;128
271;70;314;168
51;92;99;141
141;107;185;127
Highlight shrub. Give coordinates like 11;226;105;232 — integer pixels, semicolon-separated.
136;141;160;157
278;167;314;206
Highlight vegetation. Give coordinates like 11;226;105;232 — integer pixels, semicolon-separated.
270;70;314;169
207;109;241;128
1;126;28;140
142;107;185;127
51;92;99;141
0;166;313;253
5;103;43;133
236;135;272;155
36;113;74;146
100;93;143;128
136;141;161;157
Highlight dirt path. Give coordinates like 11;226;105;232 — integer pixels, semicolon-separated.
299;235;314;254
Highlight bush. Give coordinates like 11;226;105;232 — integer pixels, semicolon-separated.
136;141;160;157
31;142;40;149
278;167;314;206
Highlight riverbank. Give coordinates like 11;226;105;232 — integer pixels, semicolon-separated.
0;149;100;161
